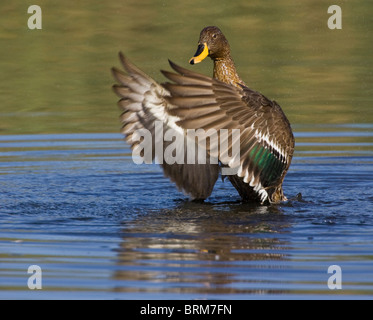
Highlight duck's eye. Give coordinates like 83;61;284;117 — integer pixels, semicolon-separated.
212;34;217;39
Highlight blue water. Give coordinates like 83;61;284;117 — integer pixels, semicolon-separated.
1;125;373;299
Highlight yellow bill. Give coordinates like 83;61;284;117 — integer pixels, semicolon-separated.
189;42;209;65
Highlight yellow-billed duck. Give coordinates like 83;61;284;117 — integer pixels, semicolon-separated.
112;26;295;204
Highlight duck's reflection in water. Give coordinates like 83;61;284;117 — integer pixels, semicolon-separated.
112;200;292;296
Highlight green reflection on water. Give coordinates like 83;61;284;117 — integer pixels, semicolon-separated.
0;0;372;134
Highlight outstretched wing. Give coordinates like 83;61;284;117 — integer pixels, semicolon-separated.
112;53;219;200
162;61;295;202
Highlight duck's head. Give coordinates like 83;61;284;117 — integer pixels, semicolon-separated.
189;26;230;65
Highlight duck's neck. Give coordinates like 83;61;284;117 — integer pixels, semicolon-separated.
213;55;246;89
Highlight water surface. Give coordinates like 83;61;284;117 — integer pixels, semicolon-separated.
1;126;372;299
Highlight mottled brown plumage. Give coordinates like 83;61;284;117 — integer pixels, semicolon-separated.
185;26;294;202
112;26;295;204
163;60;294;203
190;26;246;89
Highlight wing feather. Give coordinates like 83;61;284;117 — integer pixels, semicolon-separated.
163;61;295;203
112;53;219;200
